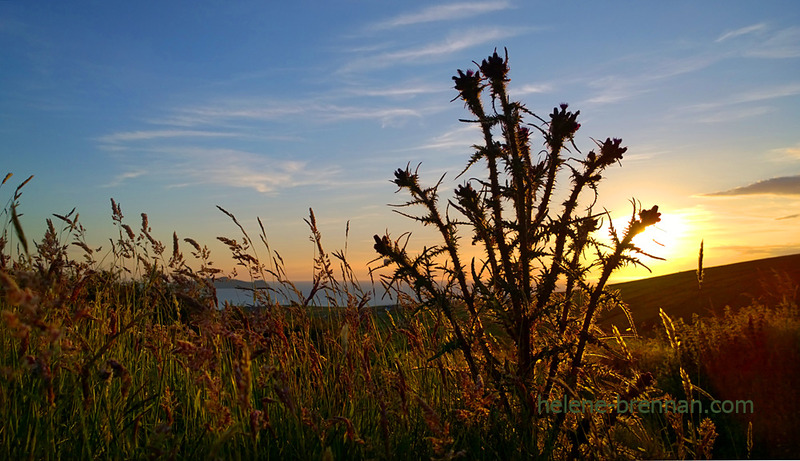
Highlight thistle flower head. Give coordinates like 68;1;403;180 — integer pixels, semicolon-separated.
452;69;483;107
638;205;661;227
392;167;418;189
479;49;509;86
373;234;391;256
454;183;479;208
548;103;581;145
598;137;626;166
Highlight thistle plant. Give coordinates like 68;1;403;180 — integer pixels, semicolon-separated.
373;49;664;457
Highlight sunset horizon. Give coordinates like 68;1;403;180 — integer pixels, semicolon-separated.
2;3;800;458
3;1;799;283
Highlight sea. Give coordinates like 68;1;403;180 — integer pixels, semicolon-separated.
214;281;403;308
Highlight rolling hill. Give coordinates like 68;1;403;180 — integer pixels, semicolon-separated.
599;253;800;335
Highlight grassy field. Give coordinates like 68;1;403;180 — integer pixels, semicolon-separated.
599;253;800;334
2;51;798;459
2;192;797;460
603;255;800;458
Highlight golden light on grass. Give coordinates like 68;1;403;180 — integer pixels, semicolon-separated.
4;48;796;459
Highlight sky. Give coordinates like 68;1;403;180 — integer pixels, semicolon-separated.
1;1;799;284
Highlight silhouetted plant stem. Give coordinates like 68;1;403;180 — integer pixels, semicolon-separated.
372;233;480;380
455;64;528;378
569;205;660;385
544;204;661;455
377;50;664;457
541;215;597;400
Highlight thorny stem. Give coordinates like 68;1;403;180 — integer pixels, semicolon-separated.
383;51;662;456
544;205;660;455
383;170;512;413
462;72;531;380
492;71;537;379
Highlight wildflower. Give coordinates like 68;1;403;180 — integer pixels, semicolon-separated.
453;69;483;107
479;49;510;98
639;205;661;227
629;205;661;237
548;103;581;147
479;49;509;83
588;137;627;168
373;235;391;256
454;183;480;210
392;167;417;189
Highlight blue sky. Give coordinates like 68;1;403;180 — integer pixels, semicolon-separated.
2;1;800;282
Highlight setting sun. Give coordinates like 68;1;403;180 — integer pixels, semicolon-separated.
597;207;700;282
632;211;689;262
2;2;799;458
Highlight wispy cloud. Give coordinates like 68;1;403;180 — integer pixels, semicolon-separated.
585;78;650;105
715;23;768;42
512;83;554;96
695;105;773;123
581;23;799;107
733;82;800;104
125;146;337;194
96;129;238;144
409;124;481;151
703;175;800;197
346;84;447;98
155;102;307;127
674;82;800;122
369;1;512;30
771;143;800;160
339;27;532;73
150;98;426;129
583;53;720;106
716;23;800;59
743;26;800;58
683;83;800;113
620;145;669;163
101;169;148;188
95;125;342;193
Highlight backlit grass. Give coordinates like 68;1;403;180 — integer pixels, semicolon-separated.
2;51;797;460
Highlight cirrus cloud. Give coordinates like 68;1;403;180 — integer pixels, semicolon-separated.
369;1;512;30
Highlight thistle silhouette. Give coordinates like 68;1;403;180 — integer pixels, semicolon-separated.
373;48;663;458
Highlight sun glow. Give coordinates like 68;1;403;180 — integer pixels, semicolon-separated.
632;212;687;261
601;208;698;281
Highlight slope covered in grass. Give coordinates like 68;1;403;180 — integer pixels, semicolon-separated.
600;253;800;333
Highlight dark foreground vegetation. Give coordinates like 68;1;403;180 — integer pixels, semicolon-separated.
1;51;798;459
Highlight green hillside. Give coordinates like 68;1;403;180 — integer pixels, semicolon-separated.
599;253;800;334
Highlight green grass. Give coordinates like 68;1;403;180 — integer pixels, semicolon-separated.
4;191;792;459
2;49;798;459
1;190;799;460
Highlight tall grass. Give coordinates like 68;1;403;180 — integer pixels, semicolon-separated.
676;294;800;458
3;50;793;459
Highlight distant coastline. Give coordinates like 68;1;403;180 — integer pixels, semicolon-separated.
213;278;402;308
213;277;269;290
